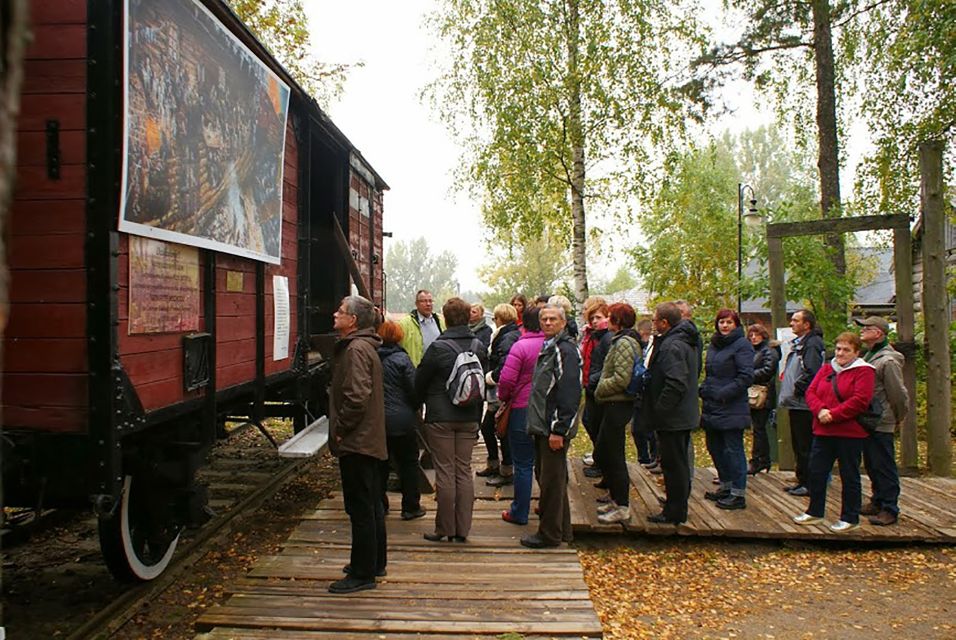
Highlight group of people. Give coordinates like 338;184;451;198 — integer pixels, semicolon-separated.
325;287;909;594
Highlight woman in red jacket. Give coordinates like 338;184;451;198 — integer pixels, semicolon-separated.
793;332;875;532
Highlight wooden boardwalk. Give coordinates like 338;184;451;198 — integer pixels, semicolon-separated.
569;456;956;543
196;439;954;639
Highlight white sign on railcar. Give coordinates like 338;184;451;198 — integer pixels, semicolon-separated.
273;275;290;361
119;0;290;265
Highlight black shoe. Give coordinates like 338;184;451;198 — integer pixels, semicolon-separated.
401;508;426;520
520;534;560;549
642;460;660;469
423;532;448;542
583;466;603;478
748;462;771;475
328;576;376;594
451;535;467;542
475;464;499;477
486;475;514;487
647;512;683;525
342;564;387;577
656;495;667;506
704;489;730;502
717;495;746;510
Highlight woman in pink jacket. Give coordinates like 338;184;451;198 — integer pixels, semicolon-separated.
496;308;545;525
793;331;875;533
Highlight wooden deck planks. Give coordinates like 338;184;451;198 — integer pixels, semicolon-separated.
569;455;956;544
197;435;955;640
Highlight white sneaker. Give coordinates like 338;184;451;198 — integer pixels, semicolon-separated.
792;513;823;525
597;501;618;515
583;452;594;466
597;506;631;524
829;520;860;533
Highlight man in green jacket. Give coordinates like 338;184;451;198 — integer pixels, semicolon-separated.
398;289;444;366
856;316;909;526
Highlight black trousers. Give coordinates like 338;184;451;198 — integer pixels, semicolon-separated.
583;395;605;467
340;453;387;579
657;429;691;523
534;434;572;545
595;401;632;506
479;406;512;465
750;408;772;466
789;409;814;487
863;431;900;516
380;432;422;514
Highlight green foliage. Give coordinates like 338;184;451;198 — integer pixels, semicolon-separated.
842;0;956;217
384;238;458;312
426;0;706;285
478;232;572;307
593;265;637;295
631;142;741;320
228;0;360;107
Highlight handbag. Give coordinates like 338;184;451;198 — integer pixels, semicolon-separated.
748;384;769;409
828;373;882;433
494;401;512;437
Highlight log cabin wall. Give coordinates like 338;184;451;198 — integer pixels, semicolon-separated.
3;1;90;433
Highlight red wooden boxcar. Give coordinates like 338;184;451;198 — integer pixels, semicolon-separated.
2;0;386;580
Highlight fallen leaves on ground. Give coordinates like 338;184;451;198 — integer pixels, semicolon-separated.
579;540;956;640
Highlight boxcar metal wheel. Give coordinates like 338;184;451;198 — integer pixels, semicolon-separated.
98;475;181;581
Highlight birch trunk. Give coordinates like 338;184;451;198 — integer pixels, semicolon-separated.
565;0;588;310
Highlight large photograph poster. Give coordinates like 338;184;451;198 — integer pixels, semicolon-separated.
120;0;290;264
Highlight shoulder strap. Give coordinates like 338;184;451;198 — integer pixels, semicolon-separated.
829;372;844;402
439;338;464;356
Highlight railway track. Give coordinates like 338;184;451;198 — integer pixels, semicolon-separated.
1;423;328;639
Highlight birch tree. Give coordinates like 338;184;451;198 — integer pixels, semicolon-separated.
427;0;704;308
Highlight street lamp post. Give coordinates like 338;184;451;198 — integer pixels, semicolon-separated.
737;183;760;315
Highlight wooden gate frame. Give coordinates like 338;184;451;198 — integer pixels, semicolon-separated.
766;214;919;474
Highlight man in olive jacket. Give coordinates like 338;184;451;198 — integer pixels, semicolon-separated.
521;304;582;549
643;302;700;525
856;315;909;526
328;295;387;594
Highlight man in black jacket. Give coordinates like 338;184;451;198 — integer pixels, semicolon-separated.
777;309;826;496
643;302;700;525
520;304;582;548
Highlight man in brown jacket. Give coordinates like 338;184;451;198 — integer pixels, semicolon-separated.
328;295;387;593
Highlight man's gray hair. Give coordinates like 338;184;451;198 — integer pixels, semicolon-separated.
542;303;566;320
342;295;376;329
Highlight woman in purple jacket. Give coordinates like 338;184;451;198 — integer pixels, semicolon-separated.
496;308;545;525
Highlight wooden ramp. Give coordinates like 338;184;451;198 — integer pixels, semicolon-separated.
195;453;603;639
568;456;956;543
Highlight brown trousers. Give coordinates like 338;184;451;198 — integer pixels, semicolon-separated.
424;421;478;538
534;435;573;545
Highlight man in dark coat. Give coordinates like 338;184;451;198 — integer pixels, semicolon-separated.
643;302;700;525
777;309;826;496
521;304;582;548
328;295;387;593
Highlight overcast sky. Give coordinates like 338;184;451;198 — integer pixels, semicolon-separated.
304;1;867;294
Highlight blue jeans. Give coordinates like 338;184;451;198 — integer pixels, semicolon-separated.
863;431;900;516
705;428;747;496
807;436;865;523
507;408;535;523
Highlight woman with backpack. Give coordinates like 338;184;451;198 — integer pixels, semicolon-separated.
376;320;425;521
496;307;545;525
593;303;642;525
415;297;488;542
793;331;875;533
700;309;754;511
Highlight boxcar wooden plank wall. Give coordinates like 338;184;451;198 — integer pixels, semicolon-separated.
121;122;300;407
347;160;384;307
2;2;89;433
